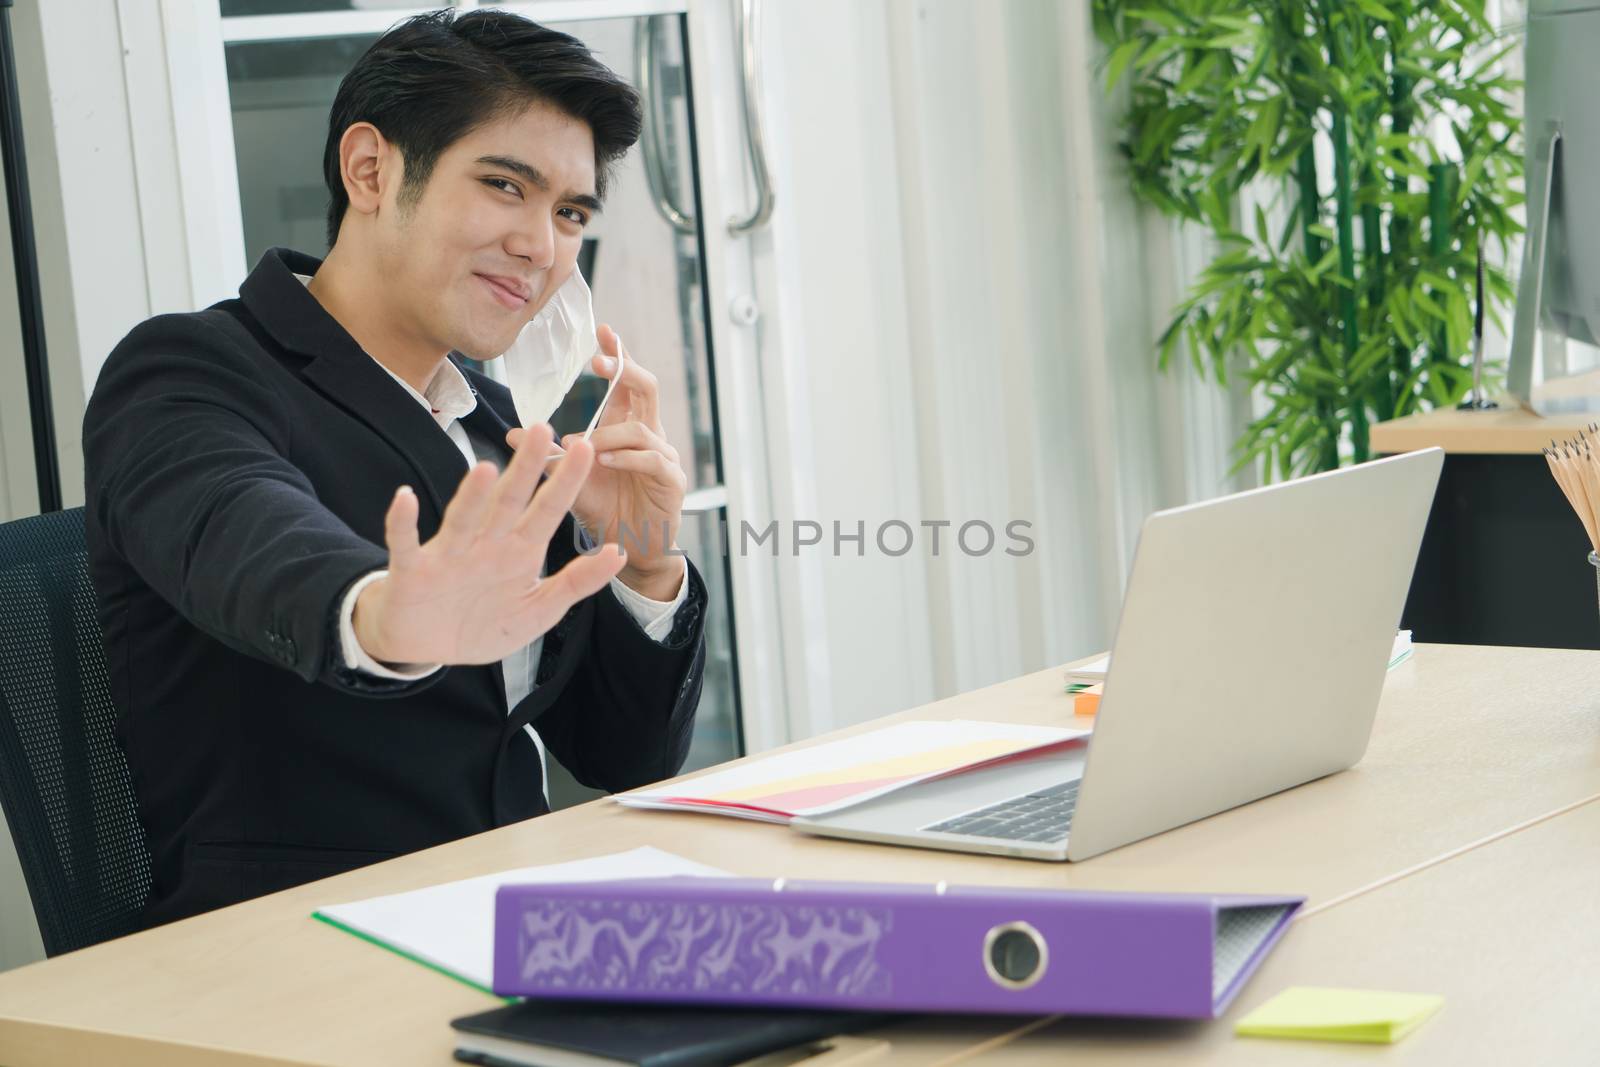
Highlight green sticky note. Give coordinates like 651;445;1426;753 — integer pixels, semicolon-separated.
1235;987;1444;1044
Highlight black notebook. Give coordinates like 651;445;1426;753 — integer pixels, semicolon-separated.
450;1000;895;1067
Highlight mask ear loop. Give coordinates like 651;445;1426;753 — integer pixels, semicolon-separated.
545;340;624;462
582;341;625;440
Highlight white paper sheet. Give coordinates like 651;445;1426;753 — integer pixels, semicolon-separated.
1063;654;1112;683
313;846;730;994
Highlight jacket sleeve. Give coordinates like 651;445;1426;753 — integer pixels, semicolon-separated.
531;553;708;793
84;312;437;697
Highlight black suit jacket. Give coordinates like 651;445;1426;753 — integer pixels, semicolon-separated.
84;248;705;929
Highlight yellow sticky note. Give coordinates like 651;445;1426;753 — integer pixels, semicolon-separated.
1235;987;1444;1044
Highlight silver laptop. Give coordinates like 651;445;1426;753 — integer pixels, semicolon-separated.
791;449;1444;862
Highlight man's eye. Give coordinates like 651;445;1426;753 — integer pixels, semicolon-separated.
483;178;521;197
557;207;590;226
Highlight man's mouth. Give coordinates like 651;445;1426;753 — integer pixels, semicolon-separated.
475;273;532;310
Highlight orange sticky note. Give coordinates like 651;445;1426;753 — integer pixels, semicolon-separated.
1074;683;1103;717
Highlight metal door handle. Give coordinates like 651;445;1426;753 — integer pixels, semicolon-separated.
728;0;775;235
635;16;695;234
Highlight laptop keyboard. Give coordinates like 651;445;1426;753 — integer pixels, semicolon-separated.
922;779;1080;844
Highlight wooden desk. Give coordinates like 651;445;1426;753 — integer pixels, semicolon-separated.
974;795;1600;1063
1372;408;1600;649
0;644;1597;1065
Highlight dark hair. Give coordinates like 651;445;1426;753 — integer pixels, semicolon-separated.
322;9;642;246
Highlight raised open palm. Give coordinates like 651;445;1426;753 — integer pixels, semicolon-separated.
352;425;625;666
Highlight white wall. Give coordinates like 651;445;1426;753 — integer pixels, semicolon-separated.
0;0;240;520
0;0;93;975
8;0;160;512
0;0;94;522
0;106;36;523
0;0;232;974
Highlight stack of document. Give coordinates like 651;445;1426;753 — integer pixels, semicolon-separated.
1064;630;1415;687
316;723;1091;991
615;719;1090;824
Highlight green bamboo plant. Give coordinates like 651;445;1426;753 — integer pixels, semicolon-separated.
1092;0;1523;477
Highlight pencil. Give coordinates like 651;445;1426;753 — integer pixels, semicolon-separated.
1545;432;1600;556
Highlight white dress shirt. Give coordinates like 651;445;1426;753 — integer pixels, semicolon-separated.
302;277;689;791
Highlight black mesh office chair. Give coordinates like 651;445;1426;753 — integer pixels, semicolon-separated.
0;507;151;956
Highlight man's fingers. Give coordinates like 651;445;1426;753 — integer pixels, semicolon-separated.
385;485;422;571
571;422;680;470
435;461;498;556
596;326;660;429
578;421;670;456
505;423;555;453
595;448;682;485
514;437;594;545
487;423;553;537
527;544;626;620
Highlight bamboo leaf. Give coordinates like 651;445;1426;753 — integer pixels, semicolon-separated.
1105;38;1144;93
1386;289;1418;348
1205;30;1258;50
1445;288;1471;359
1137;35;1187;69
1413;288;1447;321
1123;7;1188;31
1205;14;1256;32
1176;50;1220;94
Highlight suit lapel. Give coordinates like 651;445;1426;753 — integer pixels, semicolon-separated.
239;247;470;526
300;355;470;526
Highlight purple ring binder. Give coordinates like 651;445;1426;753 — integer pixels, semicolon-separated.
492;877;1303;1019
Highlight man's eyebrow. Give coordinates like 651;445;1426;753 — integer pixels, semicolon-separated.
476;154;603;215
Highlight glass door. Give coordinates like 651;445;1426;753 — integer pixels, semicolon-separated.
217;2;743;796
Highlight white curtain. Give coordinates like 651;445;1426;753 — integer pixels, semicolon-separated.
754;0;1252;739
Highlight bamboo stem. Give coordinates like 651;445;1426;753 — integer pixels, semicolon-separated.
1427;162;1455;369
1362;87;1389;421
1296;144;1322;264
1294;1;1340;471
1388;32;1415;414
1332;104;1367;463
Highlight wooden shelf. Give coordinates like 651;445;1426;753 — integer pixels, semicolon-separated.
1370;406;1599;455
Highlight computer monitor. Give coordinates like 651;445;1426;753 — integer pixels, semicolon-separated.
1507;0;1600;412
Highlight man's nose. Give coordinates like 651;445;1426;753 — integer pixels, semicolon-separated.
506;214;556;272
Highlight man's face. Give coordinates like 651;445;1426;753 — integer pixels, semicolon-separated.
376;102;599;361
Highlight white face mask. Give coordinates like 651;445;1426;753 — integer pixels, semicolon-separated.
500;266;598;429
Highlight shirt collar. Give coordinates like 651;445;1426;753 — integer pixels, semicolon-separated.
293;272;478;432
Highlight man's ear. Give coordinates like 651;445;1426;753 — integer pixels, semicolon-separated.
338;122;394;221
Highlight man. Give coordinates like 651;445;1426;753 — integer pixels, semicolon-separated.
83;9;705;929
